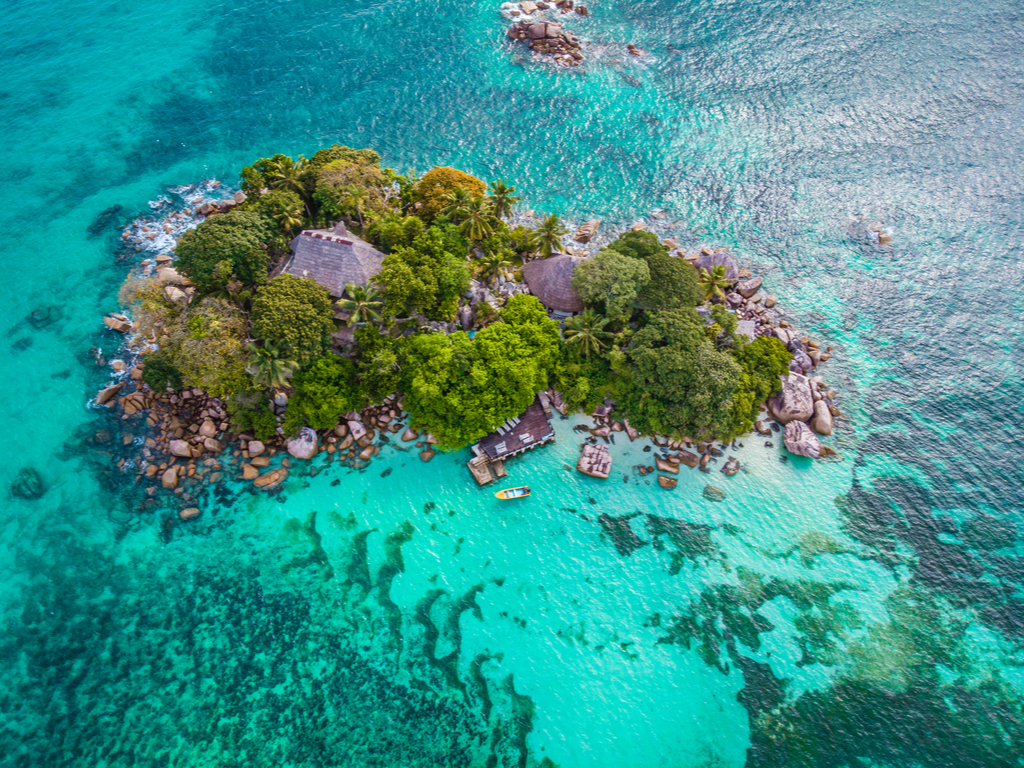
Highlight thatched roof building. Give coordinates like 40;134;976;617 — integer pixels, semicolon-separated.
692;250;740;282
522;253;585;314
283;222;385;298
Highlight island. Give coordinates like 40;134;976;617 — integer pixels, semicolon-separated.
91;144;839;513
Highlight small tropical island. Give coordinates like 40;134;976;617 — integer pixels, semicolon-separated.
94;144;839;511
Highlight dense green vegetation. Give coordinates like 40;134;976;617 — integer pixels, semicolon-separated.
283;355;360;434
128;144;791;451
376;223;470;321
250;274;335;364
401;294;560;449
566;230;792;441
174;210;272;292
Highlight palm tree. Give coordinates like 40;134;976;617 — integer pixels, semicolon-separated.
340;185;369;229
265;155;312;216
477;252;510;286
459;196;498;241
488;180;520;219
245;341;299;390
474;301;499;327
535;214;569;259
336;282;383;326
440;187;474;222
698;265;732;303
563;310;614;358
274;205;304;237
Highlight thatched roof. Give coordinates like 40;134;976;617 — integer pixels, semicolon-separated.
522;254;585;313
693;251;740;281
284;222;385;298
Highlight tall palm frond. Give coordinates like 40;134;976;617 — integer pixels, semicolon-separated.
536;214;569;258
245;341;299;390
697;265;732;303
440;187;474;222
459;196;498;241
488;180;520;219
563;310;613;358
336;282;383;326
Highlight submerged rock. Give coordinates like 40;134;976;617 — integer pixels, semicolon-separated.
722;457;741;476
676;450;700;468
254;468;288;489
27;305;63;330
655;456;678;474
703;485;727;502
10;467;45;500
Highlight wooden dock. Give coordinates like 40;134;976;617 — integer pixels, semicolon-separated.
467;396;555;485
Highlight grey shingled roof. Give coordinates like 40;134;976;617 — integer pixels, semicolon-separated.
522;253;585;313
284;226;385;298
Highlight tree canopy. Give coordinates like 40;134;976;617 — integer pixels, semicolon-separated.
624;308;743;440
401;295;560;449
174;210;272;292
600;231;702;310
164;297;251;399
250;274;335;364
413;166;487;222
572;248;651;320
376;223;470;321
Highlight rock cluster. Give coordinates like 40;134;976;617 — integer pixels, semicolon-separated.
507;20;583;66
784;421;821;458
92;353;419;517
577;443;611;478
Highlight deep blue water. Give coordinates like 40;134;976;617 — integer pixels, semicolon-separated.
2;0;1024;766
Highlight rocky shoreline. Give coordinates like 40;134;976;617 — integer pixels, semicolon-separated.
563;243;842;495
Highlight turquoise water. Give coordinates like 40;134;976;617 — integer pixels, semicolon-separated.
3;0;1024;765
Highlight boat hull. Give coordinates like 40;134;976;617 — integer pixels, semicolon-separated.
495;487;530;500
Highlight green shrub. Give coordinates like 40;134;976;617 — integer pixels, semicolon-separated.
174;210;271;292
233;403;278;443
365;213;424;253
141;351;183;392
286;355;360;431
250;274;335;364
